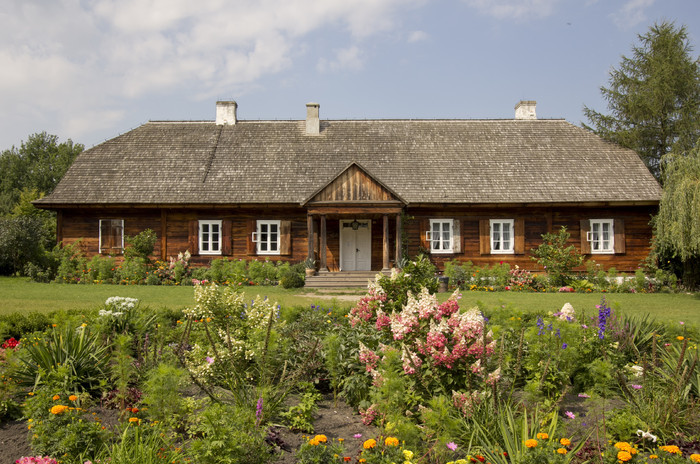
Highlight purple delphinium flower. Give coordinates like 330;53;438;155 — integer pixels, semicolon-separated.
255;397;264;426
597;299;611;339
447;442;458;451
536;317;545;336
562;343;568;349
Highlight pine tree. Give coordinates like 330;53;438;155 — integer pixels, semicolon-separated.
583;21;700;180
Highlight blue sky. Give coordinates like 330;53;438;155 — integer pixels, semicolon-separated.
1;0;698;150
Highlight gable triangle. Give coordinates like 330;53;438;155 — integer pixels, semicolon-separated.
304;162;405;205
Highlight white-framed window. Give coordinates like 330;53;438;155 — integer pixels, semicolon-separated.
199;220;222;255
254;220;281;255
428;219;453;254
588;219;614;254
490;219;514;254
99;219;124;254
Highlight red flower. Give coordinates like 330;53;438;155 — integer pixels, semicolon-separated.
476;455;485;462
2;337;19;349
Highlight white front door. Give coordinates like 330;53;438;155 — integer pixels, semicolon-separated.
340;220;371;271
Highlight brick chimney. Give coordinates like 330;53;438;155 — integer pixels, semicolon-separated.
306;102;320;135
216;101;238;125
514;100;537;120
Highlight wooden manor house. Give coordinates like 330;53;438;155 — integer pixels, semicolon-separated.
35;100;662;283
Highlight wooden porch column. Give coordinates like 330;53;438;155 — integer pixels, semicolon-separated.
319;215;328;272
395;213;402;268
161;209;168;260
382;214;390;271
307;214;314;261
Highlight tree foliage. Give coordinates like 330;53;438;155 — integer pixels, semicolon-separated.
654;144;700;263
0;132;83;216
530;226;584;287
583;21;700;180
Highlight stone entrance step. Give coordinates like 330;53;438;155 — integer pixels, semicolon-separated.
305;271;388;288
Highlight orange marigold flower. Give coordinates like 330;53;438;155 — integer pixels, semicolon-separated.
68;395;78;401
363;439;377;449
385;436;399;447
689;454;700;463
677;336;685;341
524;439;538;448
52;395;60;401
660;445;681;455
615;442;633;453
649;455;658;459
536;433;548;440
308;438;319;446
617;450;632;462
313;435;327;443
557;448;567;455
129;417;140;424
344;458;351;462
50;405;69;415
560;438;571;447
131;407;139;413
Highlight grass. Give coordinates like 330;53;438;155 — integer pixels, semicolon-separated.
2;276;699;326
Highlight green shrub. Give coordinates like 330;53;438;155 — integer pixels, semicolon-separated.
0;312;50;340
141;362;190;430
531;226;584;287
115;258;148;284
186;402;273;464
94;421;184;464
124;229;157;263
248;259;278;285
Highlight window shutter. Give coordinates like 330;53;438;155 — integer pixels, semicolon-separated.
614;218;626;254
222;219;232;255
246;219;257;255
99;220;111;254
514;218;525;254
419;219;429;250
280;220;292;255
580;220;591;254
452;219;461;253
188;220;199;255
479;219;490;255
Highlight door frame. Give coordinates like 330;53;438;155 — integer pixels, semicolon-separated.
339;219;372;271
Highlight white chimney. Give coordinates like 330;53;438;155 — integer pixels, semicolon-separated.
514;100;537;120
216;101;238;125
306;102;320;135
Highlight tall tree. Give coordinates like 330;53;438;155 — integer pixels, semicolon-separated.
583;21;700;180
653;143;700;287
0;132;83;215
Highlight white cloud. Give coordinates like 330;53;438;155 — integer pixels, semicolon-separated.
0;0;426;146
317;46;364;73
611;0;655;29
462;0;560;20
408;30;429;43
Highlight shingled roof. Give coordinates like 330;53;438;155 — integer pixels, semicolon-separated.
37;114;662;207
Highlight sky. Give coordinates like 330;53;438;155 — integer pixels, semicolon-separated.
1;0;699;151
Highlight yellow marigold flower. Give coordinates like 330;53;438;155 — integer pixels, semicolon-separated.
128;417;140;423
50;405;69;415
385;436;400;447
363;439;377;449
403;450;414;460
536;432;549;440
560;438;571;447
689;453;700;463
557;448;568;455
69;395;78;402
52;395;60;401
659;445;681;455
455;460;467;464
615;442;633;453
359;460;366;463
525;439;538;448
617;450;632;462
649;455;658;459
314;434;328;443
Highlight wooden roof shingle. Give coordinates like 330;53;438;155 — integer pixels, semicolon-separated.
37;117;662;207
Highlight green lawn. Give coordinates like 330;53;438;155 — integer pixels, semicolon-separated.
1;276;699;325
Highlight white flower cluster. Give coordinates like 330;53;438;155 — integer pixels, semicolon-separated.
626;363;644;378
105;296;138;312
558;302;576;321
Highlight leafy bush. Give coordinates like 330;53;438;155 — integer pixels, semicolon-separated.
531;227;584;287
123;229;157;263
0;216;54;276
186;402;273;464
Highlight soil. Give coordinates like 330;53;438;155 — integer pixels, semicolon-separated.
0;393;377;464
